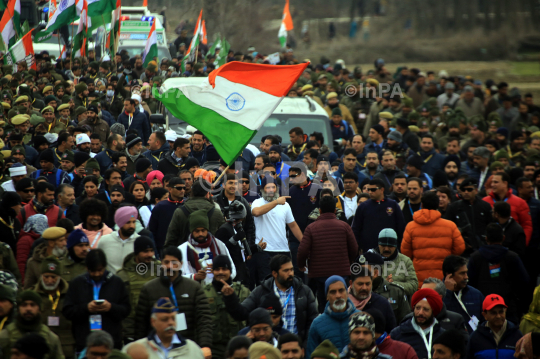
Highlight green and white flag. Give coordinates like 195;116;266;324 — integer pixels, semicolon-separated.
207;35;221;56
142;19;157;67
0;0;21;50
45;0;78;33
4;31;35;71
87;0;113;17
214;37;230;68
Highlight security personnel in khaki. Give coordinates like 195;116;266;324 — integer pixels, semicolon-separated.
0;242;22;286
204;255;250;359
33;256;75;359
116;236;161;343
11;114;31;144
58;229;88;284
0;290;64;359
359;252;411;324
56;104;71;128
324;91;358;133
42;106;65;134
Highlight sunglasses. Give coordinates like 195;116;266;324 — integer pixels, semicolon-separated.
242;180;250;184
367;187;380;192
265;171;276;175
173;186;185;190
462;187;476;192
21;188;34;193
289;174;299;178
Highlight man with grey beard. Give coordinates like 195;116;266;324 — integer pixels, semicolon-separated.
251;177;303;279
33;256;75;358
305;276;358;358
24;227;68;289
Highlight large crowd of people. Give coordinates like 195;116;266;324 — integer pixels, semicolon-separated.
0;44;539;359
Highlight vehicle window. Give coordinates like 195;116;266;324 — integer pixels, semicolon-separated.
251;116;331;147
118;46;170;60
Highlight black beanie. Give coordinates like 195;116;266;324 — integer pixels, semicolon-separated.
39;148;55;163
510;130;524;142
364;308;386;334
371;124;385;135
15;177;34;191
13;333;49;359
32;135;49;150
134;236;154;255
1;192;21;210
74;151;91;168
135;158;152;173
433;328;467;358
432;170;448;188
260;294;283;316
249;307;273;327
406;155;424;170
110;185;125;196
213;254;231;271
185;157;200;171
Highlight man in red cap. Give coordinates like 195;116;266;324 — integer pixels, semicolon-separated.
467;294;523;359
390;288;445;359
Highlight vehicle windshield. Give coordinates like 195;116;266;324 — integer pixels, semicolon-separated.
118;46;171;60
250;114;331;147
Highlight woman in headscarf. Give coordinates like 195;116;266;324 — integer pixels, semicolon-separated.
16;214;48;280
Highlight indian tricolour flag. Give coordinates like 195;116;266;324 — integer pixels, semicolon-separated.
107;0;121;53
45;0;77;32
0;0;21;50
142;19;157;67
278;0;293;47
155;61;308;165
4;31;35;71
72;0;91;58
180;9;202;73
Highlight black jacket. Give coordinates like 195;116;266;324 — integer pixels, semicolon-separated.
157;151;186;176
62;271;130;350
223;275;317;341
64;204;81;226
444;197;493;254
213;189;255;245
0;206;21;255
215;222;250;285
499;218;526;258
402;303;468;335
390;318;445;359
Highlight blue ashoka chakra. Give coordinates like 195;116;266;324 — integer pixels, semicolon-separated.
226;92;246;111
59;0;69;11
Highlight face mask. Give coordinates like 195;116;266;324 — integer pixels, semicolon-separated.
107;90;114;97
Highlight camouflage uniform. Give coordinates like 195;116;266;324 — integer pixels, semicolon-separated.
372;276;410;324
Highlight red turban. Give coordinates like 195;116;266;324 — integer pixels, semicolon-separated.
411;288;443;317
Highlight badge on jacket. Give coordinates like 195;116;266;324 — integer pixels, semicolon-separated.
386;207;393;216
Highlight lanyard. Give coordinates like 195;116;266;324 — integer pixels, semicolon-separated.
91;231;102;248
0;316;6;330
128;114;133;128
535;187;539;200
417;152;433;163
151;152;163;163
49;289;61;314
169;284;178;309
283;290;292;311
408;200;421;216
93;282;102;300
454;291;471;318
276;162;285;176
419;325;434;356
105;191;111;204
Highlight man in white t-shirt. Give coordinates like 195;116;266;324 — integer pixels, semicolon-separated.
252;177;303;279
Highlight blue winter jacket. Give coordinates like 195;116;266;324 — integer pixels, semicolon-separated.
143;142;170;170
305;300;358;359
389;318;445;359
443;285;484;334
418;148;446;177
118;109;151;144
467;320;522;359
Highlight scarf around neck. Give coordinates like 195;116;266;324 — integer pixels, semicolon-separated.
348;287;372;310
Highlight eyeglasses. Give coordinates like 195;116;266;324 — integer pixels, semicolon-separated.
265;171;276;176
173;186;185;191
462;187;476;192
21;188;34;193
367;187;380;192
289;174;299;178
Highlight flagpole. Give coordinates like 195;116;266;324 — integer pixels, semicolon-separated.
213;166;229;185
57;33;63;69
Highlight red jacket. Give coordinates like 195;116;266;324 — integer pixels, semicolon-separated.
297;212;358;278
16;202;64;228
378;335;419;359
16;230;40;283
483;189;533;245
401;209;465;286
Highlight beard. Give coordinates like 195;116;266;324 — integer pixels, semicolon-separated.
331;298;347;311
414;313;435;327
17;311;40;324
41;277;60;291
52;246;67;257
277;274;293;289
328;102;338;109
352;286;370;300
446;171;457;181
120;227;136;238
194;235;207;243
261;189;279;202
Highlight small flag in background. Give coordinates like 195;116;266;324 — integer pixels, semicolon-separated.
0;0;21;49
278;0;293;47
180;9;202;73
142;19;157;67
5;31;35;71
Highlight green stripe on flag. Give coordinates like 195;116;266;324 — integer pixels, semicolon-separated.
155;87;256;166
143;43;157;67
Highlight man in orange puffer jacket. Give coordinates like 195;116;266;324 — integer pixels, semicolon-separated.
401;191;465;286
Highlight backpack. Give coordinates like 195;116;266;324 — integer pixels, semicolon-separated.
179;206;216;242
34;169;63;187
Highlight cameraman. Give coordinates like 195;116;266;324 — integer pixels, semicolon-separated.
215;200;266;287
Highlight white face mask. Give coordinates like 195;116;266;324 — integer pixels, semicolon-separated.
107;90;114;97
